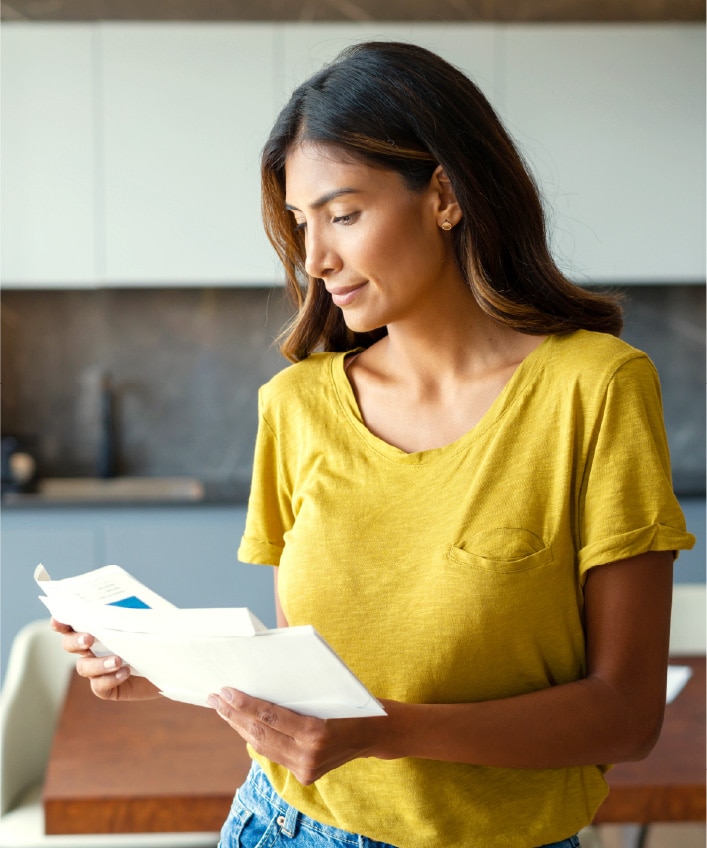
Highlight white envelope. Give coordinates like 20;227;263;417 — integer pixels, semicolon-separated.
36;564;385;719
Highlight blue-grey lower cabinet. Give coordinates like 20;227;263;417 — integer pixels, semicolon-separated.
1;504;276;683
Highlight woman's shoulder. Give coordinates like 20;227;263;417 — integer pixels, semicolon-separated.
548;329;653;382
259;351;346;406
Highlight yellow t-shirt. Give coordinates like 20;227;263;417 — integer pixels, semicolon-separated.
237;329;695;848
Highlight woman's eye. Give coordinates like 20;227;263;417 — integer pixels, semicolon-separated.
293;220;306;232
333;212;358;226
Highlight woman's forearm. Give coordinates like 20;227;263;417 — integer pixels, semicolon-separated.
212;667;665;787
377;672;664;770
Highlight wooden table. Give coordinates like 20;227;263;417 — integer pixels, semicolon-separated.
43;673;251;834
43;657;705;834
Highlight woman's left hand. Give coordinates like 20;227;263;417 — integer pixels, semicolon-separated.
206;688;393;784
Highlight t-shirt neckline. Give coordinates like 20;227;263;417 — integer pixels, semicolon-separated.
331;334;557;465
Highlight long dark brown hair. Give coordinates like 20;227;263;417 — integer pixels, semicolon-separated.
261;40;623;362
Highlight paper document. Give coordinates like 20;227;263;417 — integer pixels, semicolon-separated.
666;664;693;704
35;564;385;719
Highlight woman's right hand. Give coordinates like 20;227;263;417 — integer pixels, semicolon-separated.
51;618;161;702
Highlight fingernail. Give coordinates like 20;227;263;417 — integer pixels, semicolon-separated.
219;687;234;703
115;667;130;682
103;657;118;670
78;634;90;648
206;694;220;708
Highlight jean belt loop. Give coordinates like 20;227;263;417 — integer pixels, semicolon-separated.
281;804;298;838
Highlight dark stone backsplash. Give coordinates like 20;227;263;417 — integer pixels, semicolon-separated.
618;285;705;494
1;287;292;484
1;284;704;494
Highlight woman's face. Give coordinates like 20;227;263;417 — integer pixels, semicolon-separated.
284;142;463;334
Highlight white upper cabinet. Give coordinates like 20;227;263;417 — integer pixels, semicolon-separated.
100;23;281;285
1;23;703;287
499;24;705;283
1;24;97;287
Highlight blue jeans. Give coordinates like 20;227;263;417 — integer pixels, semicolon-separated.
219;761;581;848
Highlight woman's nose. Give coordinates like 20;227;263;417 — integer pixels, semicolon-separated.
304;230;341;279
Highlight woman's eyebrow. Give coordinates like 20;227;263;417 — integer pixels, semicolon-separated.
285;188;360;212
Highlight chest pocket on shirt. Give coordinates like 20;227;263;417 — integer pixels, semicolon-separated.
448;527;553;573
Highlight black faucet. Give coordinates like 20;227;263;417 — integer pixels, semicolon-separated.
97;372;119;479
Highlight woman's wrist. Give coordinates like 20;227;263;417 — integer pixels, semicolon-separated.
368;699;417;761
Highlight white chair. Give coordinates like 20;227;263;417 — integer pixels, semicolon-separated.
0;619;220;847
669;584;706;655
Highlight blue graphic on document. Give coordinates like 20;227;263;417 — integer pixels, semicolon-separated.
109;596;151;609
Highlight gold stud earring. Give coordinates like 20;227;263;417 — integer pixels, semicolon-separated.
440;220;453;231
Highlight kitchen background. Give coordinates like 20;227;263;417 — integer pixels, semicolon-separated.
1;5;705;691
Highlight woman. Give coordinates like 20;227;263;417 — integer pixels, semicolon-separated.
55;41;694;848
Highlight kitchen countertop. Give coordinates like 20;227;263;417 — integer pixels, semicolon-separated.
1;477;252;508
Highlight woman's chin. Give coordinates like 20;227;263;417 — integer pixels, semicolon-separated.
341;314;386;335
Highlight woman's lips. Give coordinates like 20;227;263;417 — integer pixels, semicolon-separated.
328;282;367;308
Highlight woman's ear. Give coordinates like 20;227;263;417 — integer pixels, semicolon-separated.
430;165;462;228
